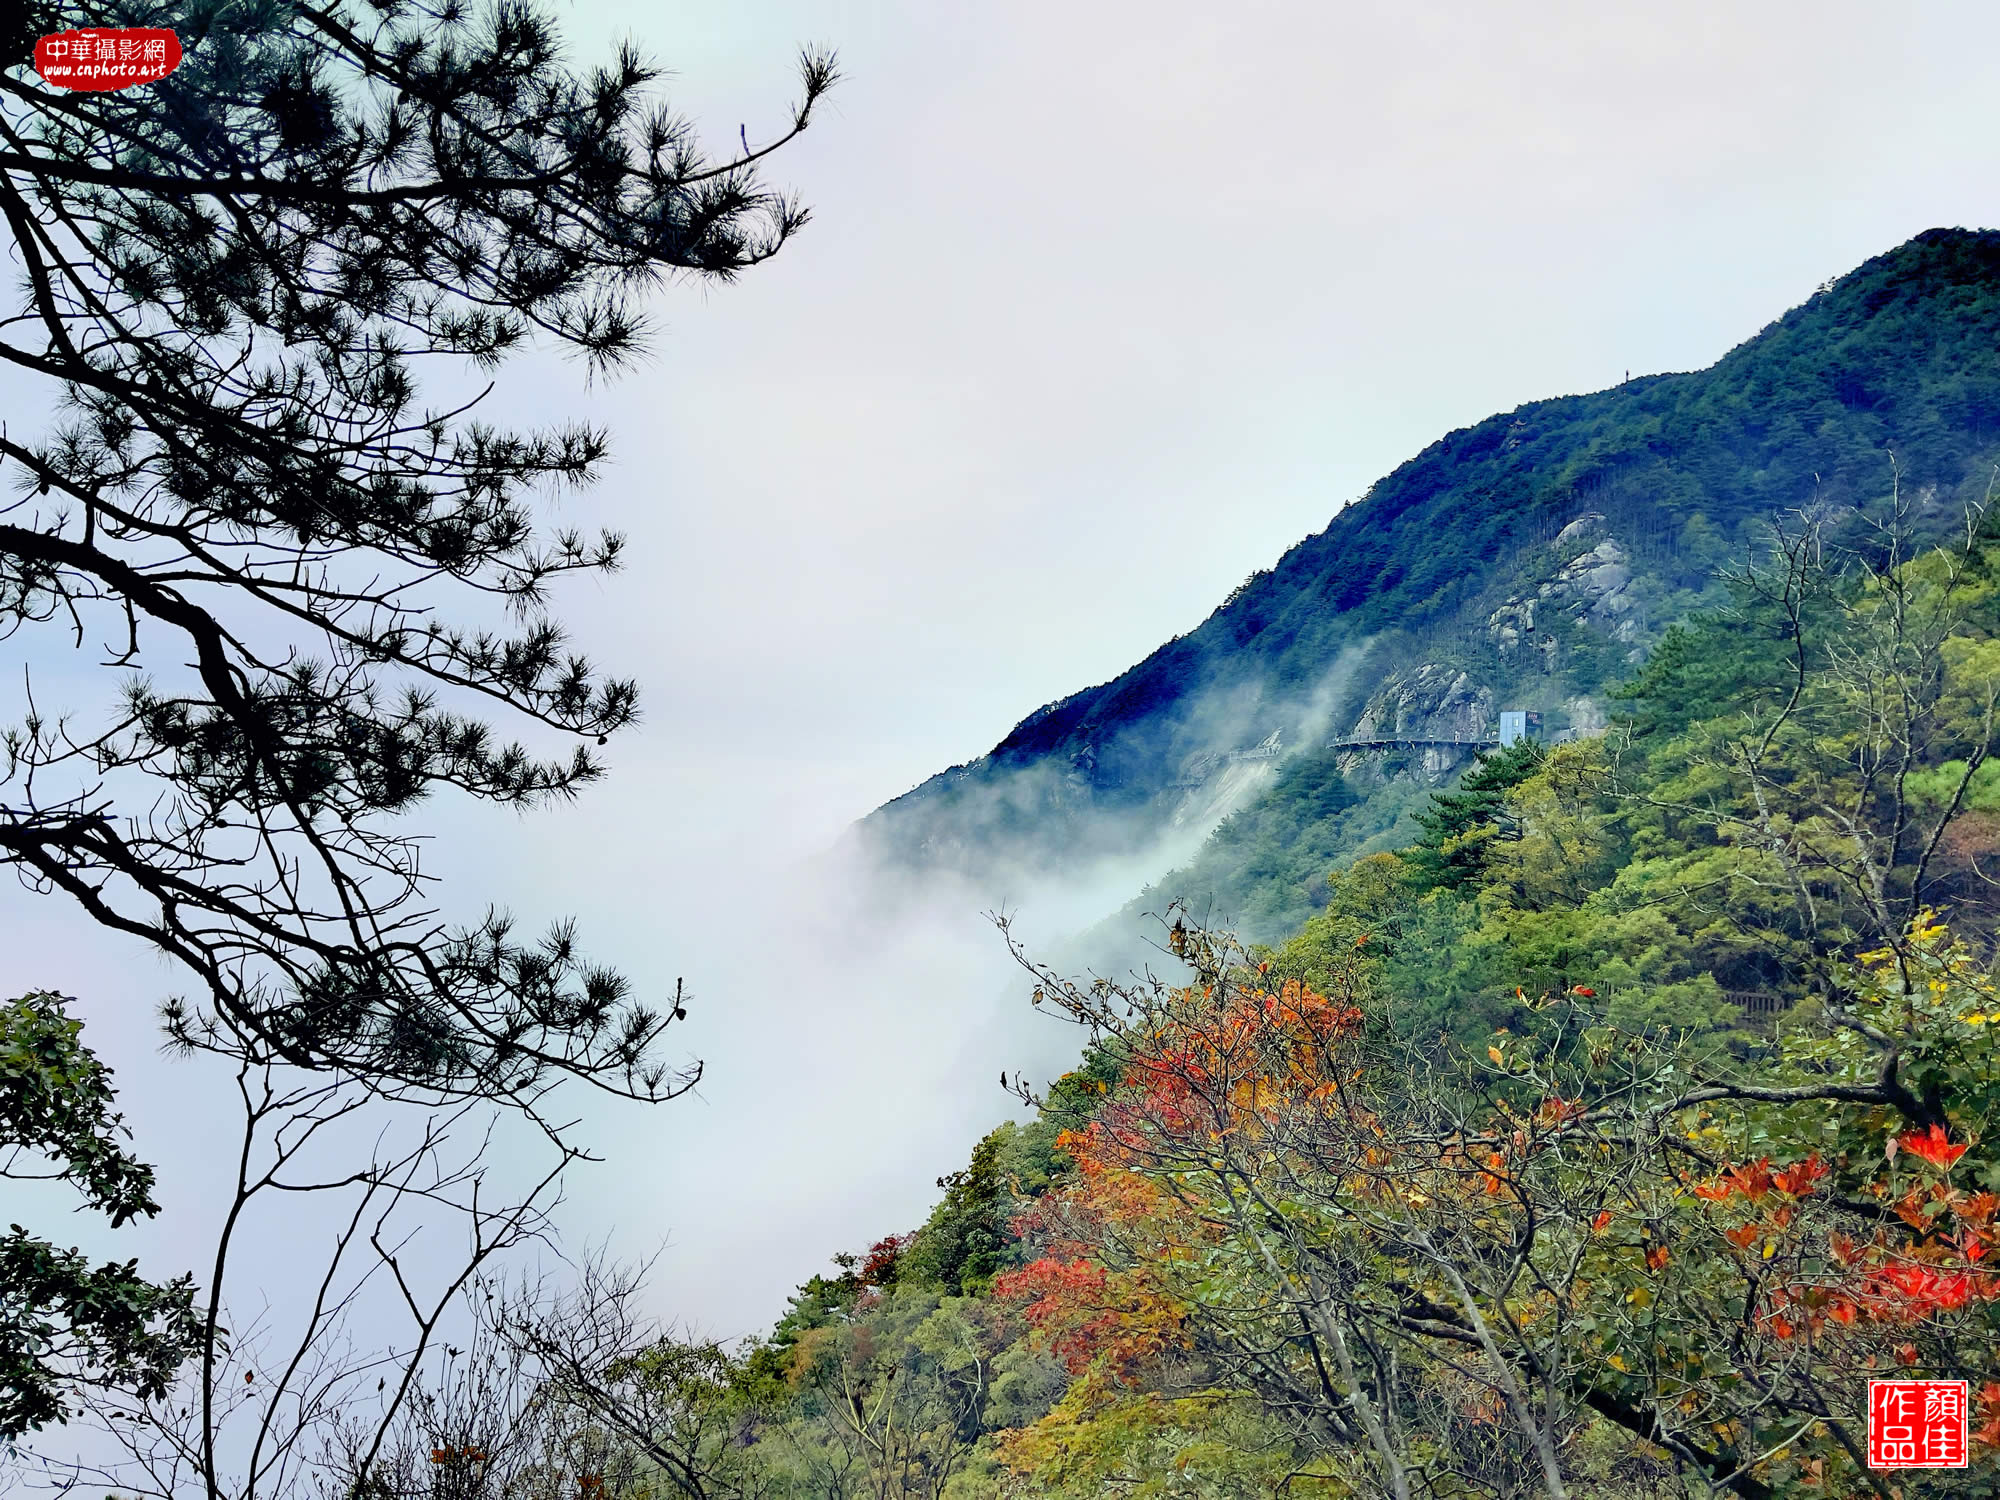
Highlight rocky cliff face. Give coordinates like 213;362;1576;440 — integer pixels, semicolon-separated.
1348;665;1496;742
1333;514;1643;776
1488;512;1642;657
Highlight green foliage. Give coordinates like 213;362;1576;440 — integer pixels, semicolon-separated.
1132;747;1387;939
0;994;196;1442
901;1129;1012;1296
1406;738;1545;893
709;495;2000;1498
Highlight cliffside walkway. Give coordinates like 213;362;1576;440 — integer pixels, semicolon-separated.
1327;736;1499;753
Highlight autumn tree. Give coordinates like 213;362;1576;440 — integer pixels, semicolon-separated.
996;907;2000;1499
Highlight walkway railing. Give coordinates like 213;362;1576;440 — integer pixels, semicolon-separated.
1326;737;1499;752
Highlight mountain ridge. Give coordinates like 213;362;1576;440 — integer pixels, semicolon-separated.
859;227;2000;909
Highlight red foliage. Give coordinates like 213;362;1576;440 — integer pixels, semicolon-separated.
992;1254;1186;1380
1898;1124;1971;1171
1746;1167;2000;1342
859;1234;909;1288
1691;1155;1826;1205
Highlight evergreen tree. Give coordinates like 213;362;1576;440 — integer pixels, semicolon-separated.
903;1129;1011;1295
0;0;832;1448
1406;738;1544;891
0;1;832;1104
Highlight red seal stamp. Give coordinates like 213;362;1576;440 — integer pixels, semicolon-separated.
1868;1379;1969;1469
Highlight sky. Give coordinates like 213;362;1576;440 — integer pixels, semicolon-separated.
9;0;2000;1354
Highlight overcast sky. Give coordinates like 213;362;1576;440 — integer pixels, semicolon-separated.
11;0;2000;1346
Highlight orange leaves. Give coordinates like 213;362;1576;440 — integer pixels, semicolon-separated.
1691;1155;1824;1206
1956;1190;1999;1226
1694;1142;2000;1342
1771;1157;1829;1196
1535;1095;1585;1127
1868;1263;1982;1315
995;1256;1105;1324
1759;1181;2000;1340
1687;1159;1774;1204
1721;1160;1774;1202
1898;1123;1971;1171
1097;977;1372;1186
992;1256;1188;1380
1644;1243;1671;1272
1975;1382;2000;1451
1895;1191;1933;1232
1591;1210;1613;1234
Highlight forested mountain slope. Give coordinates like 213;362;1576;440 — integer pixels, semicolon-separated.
563;504;2000;1497
859;228;2000;926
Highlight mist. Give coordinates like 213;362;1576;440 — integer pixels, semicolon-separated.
10;0;2000;1377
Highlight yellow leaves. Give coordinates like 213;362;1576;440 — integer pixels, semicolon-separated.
1626;1284;1654;1308
1607;1353;1629;1372
1488;1046;1505;1066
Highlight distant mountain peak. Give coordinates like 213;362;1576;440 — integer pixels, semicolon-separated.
859;229;2000;926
